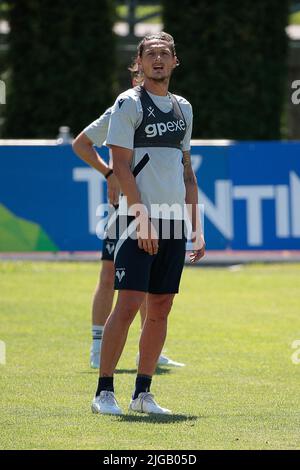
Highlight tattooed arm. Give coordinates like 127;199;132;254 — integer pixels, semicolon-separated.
183;150;205;262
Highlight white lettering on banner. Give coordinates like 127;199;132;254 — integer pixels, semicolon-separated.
191;153;232;239
291;171;300;237
191;154;299;245
191;154;233;240
199;182;233;240
73;168;104;234
275;185;290;238
231;172;300;245
74;159;300;246
233;186;275;246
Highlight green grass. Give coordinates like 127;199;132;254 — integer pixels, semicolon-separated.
0;261;300;450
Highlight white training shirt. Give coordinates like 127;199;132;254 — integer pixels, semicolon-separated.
83;107;112;147
106;88;193;220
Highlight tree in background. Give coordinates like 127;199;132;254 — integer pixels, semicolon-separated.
162;0;290;139
3;0;116;138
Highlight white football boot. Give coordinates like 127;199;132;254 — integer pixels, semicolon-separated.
90;351;100;369
90;347;100;369
136;352;185;368
91;391;122;415
129;392;171;415
157;354;185;367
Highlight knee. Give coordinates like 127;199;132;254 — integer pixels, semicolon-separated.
115;291;145;323
148;295;174;321
117;300;141;324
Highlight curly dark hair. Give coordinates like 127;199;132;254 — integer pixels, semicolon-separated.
137;31;176;58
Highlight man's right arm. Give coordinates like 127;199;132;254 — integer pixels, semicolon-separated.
111;145;158;256
110;146;141;208
72;131;120;206
72;131;110;176
107;92;158;255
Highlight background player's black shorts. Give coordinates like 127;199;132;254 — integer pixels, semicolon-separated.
101;204;119;262
101;236;116;261
114;218;186;294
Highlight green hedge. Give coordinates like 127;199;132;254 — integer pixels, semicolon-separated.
4;0;116;138
162;0;290;139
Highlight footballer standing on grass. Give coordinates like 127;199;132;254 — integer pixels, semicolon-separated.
91;32;205;416
73;65;185;370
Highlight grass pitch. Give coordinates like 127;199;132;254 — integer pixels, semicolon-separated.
0;261;300;450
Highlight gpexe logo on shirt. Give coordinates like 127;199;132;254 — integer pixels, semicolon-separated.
145;120;186;138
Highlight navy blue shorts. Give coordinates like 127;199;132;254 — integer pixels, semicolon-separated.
101;204;118;262
114;218;186;294
101;236;116;261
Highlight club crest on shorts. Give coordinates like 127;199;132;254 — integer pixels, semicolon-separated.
116;269;125;282
106;242;115;255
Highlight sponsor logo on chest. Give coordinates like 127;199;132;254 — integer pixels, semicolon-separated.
145;119;186;138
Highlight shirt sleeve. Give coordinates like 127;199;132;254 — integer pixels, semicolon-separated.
83;107;112;147
106;94;138;150
181;103;193;152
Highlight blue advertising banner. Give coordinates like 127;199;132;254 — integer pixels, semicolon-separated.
229;143;300;250
0;142;299;251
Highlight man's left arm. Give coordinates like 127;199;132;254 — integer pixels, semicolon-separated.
183;150;205;262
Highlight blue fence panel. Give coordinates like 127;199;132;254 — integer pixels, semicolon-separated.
0;142;299;251
0;145;109;251
229;142;300;250
191;145;231;250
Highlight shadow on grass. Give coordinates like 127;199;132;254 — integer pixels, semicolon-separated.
81;367;172;376
80;370;99;374
115;367;171;376
117;414;199;424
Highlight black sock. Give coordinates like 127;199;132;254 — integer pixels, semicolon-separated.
95;376;114;397
133;374;152;400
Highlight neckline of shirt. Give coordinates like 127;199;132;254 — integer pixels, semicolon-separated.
146;89;172;103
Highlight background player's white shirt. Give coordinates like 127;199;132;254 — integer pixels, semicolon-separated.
106;88;193;220
83;108;115;230
83;107;112;147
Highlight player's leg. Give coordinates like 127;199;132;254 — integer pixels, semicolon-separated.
138;293;175;375
129;293;174;415
92;226;153;415
130;225;186;415
90;260;115;368
139;297;147;329
92;261;115;327
90;236;116;369
91;290;145;415
100;290;146;376
137;297;185;367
